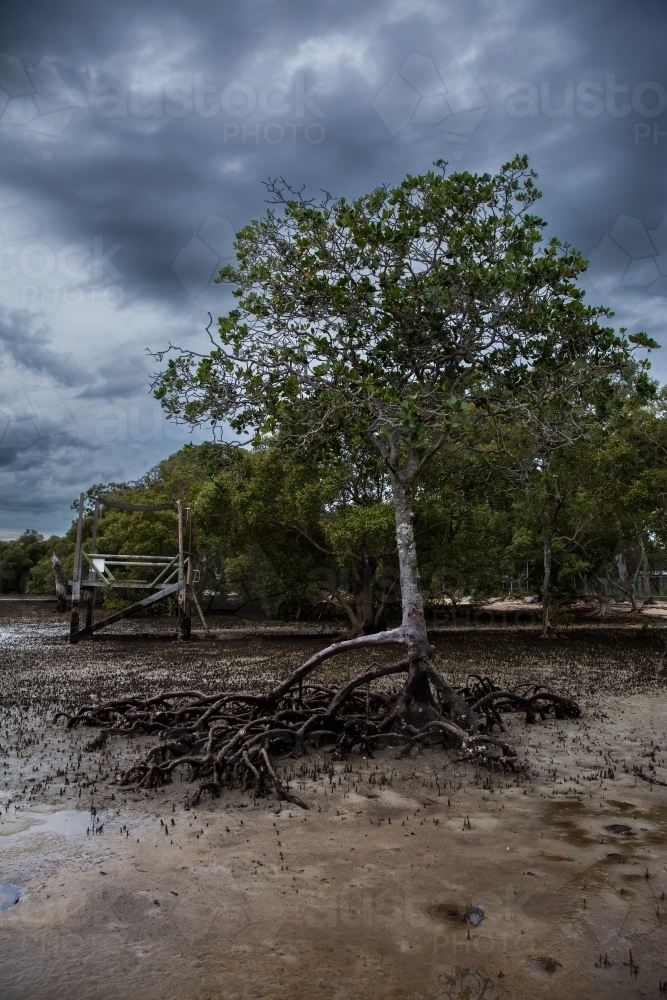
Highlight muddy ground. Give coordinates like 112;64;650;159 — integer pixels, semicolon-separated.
1;604;666;1000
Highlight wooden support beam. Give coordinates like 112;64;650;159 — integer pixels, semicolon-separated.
177;500;184;636
85;502;100;630
69;493;85;644
74;580;183;640
192;588;210;634
181;512;194;641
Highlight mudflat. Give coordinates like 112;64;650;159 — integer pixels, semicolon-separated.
1;605;666;999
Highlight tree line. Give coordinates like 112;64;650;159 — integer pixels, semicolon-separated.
3;155;664;640
6;384;666;635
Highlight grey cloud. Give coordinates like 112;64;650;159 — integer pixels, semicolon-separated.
0;0;666;531
74;345;152;400
0;307;89;385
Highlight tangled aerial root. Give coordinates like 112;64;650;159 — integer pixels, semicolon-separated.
56;663;579;808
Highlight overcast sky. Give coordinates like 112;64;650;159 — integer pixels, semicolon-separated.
0;0;666;536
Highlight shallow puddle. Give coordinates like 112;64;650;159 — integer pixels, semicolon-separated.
0;881;21;912
0;809;106;844
634;804;667;845
0;624;63;648
541;800;598;846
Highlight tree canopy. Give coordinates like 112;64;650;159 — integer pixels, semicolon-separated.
153;155;655;658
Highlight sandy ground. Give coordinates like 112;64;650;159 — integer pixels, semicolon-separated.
1;605;667;999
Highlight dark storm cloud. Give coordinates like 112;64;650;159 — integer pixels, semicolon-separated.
74;344;152;399
0;306;89;385
0;0;666;533
3;1;667;302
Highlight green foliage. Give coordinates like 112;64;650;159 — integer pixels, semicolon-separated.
155;157;647;487
25;533;74;595
17;401;667;611
194;447;399;627
151;156;654;634
15;159;666;621
0;530;48;593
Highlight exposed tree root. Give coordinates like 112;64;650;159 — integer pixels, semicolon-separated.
57;640;580;807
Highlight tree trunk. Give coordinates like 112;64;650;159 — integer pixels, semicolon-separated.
352;546;378;634
318;569;362;636
615;551;638;611
390;474;430;661
639;541;651;603
542;530;552;637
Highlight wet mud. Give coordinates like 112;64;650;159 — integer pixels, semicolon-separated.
0;605;666;999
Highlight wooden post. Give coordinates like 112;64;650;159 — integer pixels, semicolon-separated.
51;554;67;612
85;503;100;630
76;580;182;640
69;492;85;643
192;589;210;634
177;500;184;636
182;511;193;641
